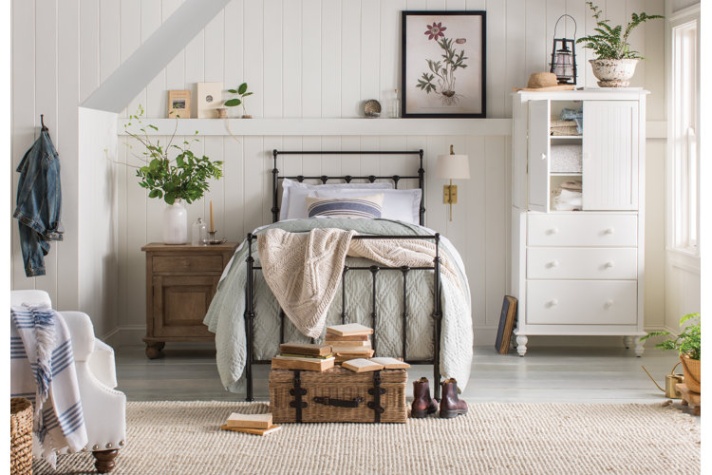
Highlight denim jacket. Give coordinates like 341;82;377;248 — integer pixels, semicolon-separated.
14;130;64;277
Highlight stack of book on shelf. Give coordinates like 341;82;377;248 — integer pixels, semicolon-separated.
342;357;411;373
271;342;335;372
221;413;281;436
325;323;375;363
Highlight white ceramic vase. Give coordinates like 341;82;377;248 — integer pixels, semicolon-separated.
589;59;639;87
163;199;188;244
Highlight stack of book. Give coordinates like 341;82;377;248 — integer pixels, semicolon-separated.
221;413;281;436
342;357;411;373
325;323;375;363
271;342;335;372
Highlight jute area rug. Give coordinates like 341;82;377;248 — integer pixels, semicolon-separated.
33;400;700;475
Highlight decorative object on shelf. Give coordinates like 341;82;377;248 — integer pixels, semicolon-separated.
519;72;574;92
197;82;224;118
192;217;208;246
224;82;253;118
363;99;381;118
577;2;663;87
168;90;191;118
402;11;486;118
125;107;223;244
436;144;470;221
216;107;228;119
390;89;401;118
641;313;701;394
549;14;578;85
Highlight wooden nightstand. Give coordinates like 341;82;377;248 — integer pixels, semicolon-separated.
141;241;238;359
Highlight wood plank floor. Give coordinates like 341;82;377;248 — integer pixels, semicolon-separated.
114;342;684;404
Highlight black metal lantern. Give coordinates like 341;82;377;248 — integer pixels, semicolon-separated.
550;14;577;85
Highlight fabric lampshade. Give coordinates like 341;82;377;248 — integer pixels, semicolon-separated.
436;153;470;180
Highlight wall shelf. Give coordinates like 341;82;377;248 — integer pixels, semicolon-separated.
118;118;513;137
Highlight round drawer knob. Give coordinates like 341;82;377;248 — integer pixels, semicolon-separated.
604;228;615;235
547;227;559;235
604;300;614;309
605;261;615;268
547;299;559;307
548;260;560;268
541;153;547;160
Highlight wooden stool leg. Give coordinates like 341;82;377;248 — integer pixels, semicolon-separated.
93;449;119;473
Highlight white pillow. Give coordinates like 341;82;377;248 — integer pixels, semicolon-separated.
306;193;384;219
314;188;422;224
280;178;393;221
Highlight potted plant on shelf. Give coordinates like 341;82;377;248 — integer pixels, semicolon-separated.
576;1;663;87
642;313;701;394
125;107;224;244
224;82;253;118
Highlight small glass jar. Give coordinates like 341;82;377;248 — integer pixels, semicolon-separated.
192;217;208;246
390;89;401;118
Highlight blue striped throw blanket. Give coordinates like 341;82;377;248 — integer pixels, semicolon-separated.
10;303;88;468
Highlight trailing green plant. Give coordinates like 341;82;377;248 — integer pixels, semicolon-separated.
576;1;663;60
224;82;253;117
125;106;223;205
641;313;701;361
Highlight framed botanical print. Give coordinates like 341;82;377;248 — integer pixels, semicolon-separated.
401;11;486;118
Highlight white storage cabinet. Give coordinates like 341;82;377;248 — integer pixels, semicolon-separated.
510;89;648;356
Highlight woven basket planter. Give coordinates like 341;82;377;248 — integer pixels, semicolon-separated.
680;355;701;394
10;397;33;475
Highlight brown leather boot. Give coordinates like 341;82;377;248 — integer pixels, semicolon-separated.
439;378;468;418
411;377;439;418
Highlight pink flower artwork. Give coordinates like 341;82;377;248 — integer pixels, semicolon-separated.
424;22;447;40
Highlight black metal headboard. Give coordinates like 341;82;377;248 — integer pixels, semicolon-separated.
271;149;425;225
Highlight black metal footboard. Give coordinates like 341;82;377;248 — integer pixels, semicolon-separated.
243;232;443;401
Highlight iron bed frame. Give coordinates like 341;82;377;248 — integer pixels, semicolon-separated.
242;149;445;401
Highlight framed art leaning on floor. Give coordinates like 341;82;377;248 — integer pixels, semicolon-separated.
401;11;486;118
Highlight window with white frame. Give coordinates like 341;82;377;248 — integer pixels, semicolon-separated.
670;16;699;254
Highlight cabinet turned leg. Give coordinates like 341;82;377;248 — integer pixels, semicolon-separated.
634;337;645;357
145;342;165;359
516;335;528;356
93;449;119;473
623;336;634;349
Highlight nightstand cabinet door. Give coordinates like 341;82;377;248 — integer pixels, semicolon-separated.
152;275;216;338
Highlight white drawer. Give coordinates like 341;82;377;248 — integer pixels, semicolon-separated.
526;280;637;325
528;213;638;247
527;248;637;280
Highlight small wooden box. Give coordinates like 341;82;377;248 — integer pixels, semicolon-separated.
269;366;407;423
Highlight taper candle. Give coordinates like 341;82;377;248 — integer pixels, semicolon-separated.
209;200;215;232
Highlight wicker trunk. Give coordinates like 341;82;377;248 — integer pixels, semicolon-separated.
11;398;33;475
269;366;407;423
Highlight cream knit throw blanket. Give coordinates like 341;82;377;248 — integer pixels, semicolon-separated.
257;227;459;339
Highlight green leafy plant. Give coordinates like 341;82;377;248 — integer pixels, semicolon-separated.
125;106;223;205
641;313;701;361
224;82;253;117
576;2;663;60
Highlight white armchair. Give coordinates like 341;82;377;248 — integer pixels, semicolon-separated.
10;290;126;473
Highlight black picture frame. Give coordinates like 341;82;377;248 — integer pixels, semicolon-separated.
495;295;517;355
401;10;486;118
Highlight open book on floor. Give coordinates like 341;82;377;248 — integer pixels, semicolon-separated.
225;412;273;429
221;424;282;436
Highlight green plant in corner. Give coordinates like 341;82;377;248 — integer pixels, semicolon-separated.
224;82;253;118
576;2;663;60
641;313;701;361
125;106;223;205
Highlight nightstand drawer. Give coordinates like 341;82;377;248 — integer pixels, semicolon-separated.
526;280;637;325
528;214;637;247
153;255;225;274
527;248;637;279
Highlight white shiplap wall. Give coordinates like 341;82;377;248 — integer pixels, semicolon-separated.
10;0;667;347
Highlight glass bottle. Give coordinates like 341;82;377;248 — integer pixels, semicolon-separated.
390;88;401;118
192;217;208;246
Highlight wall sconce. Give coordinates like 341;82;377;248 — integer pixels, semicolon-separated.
550;14;578;85
436;145;470;222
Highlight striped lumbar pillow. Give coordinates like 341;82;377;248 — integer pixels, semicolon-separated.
306;193;384;219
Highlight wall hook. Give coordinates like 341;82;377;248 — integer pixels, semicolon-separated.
40;114;48;131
